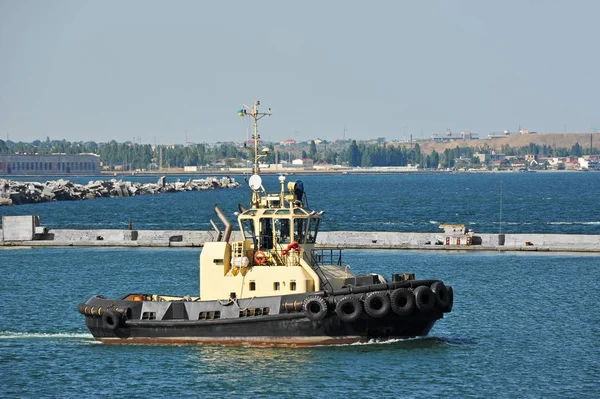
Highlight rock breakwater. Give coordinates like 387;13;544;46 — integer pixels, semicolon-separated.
0;176;240;206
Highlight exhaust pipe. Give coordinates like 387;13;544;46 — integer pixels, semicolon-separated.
214;204;232;242
209;219;222;242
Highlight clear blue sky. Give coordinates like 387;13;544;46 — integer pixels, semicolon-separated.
1;0;599;144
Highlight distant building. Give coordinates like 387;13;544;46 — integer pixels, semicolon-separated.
291;158;314;167
525;154;539;162
430;129;463;143
439;224;474;246
546;157;564;169
565;156;580;170
0;154;101;176
487;130;511;139
461;131;479;140
579;157;600;170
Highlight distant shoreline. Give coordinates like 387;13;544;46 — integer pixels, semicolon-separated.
103;168;590;176
0;167;594;179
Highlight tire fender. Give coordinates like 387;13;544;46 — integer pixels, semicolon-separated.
303;296;328;322
335;296;362;323
390;288;415;316
102;309;122;330
363;291;390;318
414;286;435;312
430;281;450;310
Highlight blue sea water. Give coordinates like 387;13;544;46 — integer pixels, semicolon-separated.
1;173;600;398
1;172;599;234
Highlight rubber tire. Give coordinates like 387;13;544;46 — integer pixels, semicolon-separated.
390;288;415;316
414;286;435;313
303;296;328;322
102;310;122;330
363;291;390;318
335;296;362;323
430;281;450;310
445;286;454;312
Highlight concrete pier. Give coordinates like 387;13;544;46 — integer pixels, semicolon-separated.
1;216;599;252
317;231;600;253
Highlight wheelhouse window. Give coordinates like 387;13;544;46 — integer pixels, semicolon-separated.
306;217;321;243
294;218;306;243
241;219;256;246
259;218;274;249
274;218;291;244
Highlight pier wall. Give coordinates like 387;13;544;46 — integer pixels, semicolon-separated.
1;227;213;247
317;232;600;252
1;224;599;252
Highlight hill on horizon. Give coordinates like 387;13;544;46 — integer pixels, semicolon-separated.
417;132;600;155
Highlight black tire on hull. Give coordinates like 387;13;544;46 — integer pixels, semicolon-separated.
363;291;390;318
390;288;415;316
335;296;362;322
102;310;122;330
414;286;435;313
303;296;328;321
430;281;450;310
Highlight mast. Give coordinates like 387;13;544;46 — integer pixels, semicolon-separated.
239;101;271;207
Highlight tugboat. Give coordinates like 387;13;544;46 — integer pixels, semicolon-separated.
77;101;454;346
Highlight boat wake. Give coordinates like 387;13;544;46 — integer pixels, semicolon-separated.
548;221;600;225
0;331;94;340
331;335;474;348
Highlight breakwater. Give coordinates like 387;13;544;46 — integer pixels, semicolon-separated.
1;219;598;252
0;176;240;206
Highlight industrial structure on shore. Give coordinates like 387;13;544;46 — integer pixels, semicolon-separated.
0;154;101;176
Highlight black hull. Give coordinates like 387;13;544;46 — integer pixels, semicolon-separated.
86;312;441;346
79;280;452;346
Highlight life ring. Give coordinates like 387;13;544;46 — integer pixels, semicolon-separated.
102;310;122;330
363;291;390;318
430;281;449;310
414;286;435;313
282;241;300;256
254;251;267;265
390;288;415;316
303;296;328;321
335;296;362;322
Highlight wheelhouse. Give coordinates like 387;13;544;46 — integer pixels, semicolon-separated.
239;208;321;250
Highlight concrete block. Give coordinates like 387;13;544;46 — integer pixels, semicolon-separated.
2;216;36;241
34;226;48;236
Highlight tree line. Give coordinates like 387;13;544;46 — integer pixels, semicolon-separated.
0;138;596;170
0;138;250;170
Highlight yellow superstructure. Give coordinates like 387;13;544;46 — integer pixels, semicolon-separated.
198;100;351;301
